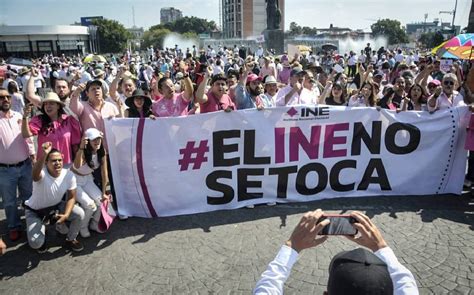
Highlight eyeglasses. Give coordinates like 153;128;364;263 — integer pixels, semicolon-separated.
0;95;11;100
443;81;455;86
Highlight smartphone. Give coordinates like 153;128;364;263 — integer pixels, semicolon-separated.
318;215;358;235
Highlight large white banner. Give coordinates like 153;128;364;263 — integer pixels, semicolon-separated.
105;106;469;218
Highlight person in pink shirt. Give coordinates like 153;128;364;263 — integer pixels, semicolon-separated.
152;75;193;117
195;68;236;113
22;92;81;167
0;87;35;241
69;80;120;150
70;79;122;216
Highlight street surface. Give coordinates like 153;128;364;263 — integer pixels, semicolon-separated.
1;193;473;294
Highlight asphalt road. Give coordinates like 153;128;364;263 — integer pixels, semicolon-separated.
1;193;473;294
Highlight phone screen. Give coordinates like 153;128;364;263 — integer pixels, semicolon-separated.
318;215;357;235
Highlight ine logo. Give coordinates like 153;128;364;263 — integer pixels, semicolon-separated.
286;107;298;117
300;107;330;117
284;106;330;121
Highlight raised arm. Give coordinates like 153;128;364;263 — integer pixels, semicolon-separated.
73;137;87;169
69;83;86;117
181;74;194;102
318;80;333;104
109;68;123;102
194;67;212;104
21;104;34;138
25;69;42;107
32;141;51;182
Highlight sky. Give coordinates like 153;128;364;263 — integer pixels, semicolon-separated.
0;0;471;31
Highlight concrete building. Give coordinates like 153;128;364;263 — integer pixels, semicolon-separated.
406;19;461;40
160;7;183;24
127;26;144;51
0;25;90;58
221;0;285;39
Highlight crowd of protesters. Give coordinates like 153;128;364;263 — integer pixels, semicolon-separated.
1;41;473;254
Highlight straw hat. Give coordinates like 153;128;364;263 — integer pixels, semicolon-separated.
41;92;65;107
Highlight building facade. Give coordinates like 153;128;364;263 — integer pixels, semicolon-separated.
221;0;285;39
0;25;90;58
160;7;183;24
406;19;461;40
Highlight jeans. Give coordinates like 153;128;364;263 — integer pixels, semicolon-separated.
25;202;85;249
0;159;32;230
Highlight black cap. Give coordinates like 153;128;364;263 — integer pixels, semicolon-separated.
85;79;103;91
327;248;393;295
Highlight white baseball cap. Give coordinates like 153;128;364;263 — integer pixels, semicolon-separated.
84;128;103;140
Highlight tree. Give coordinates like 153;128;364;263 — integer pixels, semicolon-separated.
150;16;217;35
92;19;132;53
371;19;409;45
289;22;302;36
419;32;445;49
142;28;172;49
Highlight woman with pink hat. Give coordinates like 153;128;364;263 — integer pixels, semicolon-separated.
21;92;81;168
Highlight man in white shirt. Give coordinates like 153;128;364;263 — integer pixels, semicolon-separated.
395;49;405;63
24;142;85;253
275;68;308;106
254;209;418;295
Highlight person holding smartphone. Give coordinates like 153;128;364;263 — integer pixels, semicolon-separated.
254;209;418;295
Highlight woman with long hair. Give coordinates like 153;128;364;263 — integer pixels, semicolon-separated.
319;81;347;106
22;92;81;167
348;81;377;107
72;128;109;238
124;89;155;118
400;83;428;111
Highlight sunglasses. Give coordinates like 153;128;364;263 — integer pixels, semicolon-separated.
0;95;11;100
443;81;455;86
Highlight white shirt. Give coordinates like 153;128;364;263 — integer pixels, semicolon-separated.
348;95;368;107
348;55;358;66
20;74;43;91
25;168;77;210
254;245;418;295
395;53;405;63
428;91;465;112
275;85;317;106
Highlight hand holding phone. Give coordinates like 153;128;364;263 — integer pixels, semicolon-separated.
318;215;358;235
345;211;388;252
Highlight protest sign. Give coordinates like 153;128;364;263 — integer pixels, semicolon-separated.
106;106;469;218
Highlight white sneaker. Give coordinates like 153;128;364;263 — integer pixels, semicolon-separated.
266;202;277;206
80;228;91;238
55;223;69;235
245;204;255;209
118;214;129;220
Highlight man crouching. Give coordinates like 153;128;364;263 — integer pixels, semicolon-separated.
24;141;85;253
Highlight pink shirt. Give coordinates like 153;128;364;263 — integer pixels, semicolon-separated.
70;98;119;150
0;110;33;164
200;91;235;114
29;114;81;164
152;93;189;117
